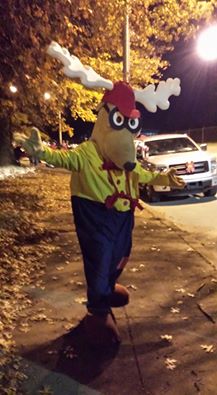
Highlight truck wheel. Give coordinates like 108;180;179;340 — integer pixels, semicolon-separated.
144;185;161;203
204;187;217;197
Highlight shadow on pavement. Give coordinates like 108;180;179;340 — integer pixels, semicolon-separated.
55;319;120;384
21;318;120;387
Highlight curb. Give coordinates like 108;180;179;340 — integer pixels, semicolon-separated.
138;200;217;271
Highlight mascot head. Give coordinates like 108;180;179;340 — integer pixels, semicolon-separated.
91;81;141;171
47;42;181;171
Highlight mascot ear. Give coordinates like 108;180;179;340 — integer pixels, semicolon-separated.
135;101;147;130
94;102;104;115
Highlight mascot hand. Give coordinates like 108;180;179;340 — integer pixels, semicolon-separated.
15;127;44;158
166;168;185;189
150;167;185;188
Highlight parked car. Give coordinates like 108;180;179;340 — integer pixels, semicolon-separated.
135;133;217;202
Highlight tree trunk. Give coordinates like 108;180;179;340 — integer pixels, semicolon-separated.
0;116;15;166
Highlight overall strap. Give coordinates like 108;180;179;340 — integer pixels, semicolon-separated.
104;168;143;211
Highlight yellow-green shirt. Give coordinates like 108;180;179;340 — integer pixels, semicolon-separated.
40;141;161;212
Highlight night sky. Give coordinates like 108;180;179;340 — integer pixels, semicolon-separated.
146;36;217;133
69;34;217;143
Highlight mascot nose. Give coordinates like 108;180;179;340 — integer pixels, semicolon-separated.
123;161;136;171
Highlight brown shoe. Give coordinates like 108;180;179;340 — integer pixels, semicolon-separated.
110;283;129;307
84;312;121;346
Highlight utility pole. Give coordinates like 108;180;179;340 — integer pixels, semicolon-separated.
123;0;130;82
58;110;63;145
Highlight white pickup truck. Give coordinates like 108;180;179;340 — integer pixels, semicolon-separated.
135;133;217;202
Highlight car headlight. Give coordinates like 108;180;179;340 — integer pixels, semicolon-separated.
211;159;217;173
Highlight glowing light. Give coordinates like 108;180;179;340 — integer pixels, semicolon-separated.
9;84;17;93
44;92;51;100
197;25;217;61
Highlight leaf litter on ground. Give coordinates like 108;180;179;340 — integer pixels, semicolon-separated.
0;169;72;394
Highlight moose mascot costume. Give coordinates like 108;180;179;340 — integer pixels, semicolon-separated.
20;42;185;347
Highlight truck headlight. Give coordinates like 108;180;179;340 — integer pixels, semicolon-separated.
211;159;217;173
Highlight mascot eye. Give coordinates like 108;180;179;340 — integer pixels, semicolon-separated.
112;111;125;128
128;117;141;134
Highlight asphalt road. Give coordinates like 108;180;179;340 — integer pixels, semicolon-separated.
150;194;217;239
149;142;217;242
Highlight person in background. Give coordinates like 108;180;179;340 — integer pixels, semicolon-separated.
14;145;25;166
28;127;40;166
50;141;57;150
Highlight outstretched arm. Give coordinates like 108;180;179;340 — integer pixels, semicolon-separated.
148;168;185;189
136;162;185;189
15;128;83;172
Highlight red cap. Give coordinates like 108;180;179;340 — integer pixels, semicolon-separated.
102;81;140;118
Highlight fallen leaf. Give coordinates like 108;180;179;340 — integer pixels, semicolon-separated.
165;358;177;370
75;281;83;286
170;307;180;314
175;288;186;293
126;284;138;290
160;334;173;342
150;245;160;251
56;266;64;271
74;297;87;304
19;326;30;333
47;318;54;325
31;313;47;321
201;344;215;353
73;256;80;261
63;323;76;330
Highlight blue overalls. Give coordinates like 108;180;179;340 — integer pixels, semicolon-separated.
71;196;134;315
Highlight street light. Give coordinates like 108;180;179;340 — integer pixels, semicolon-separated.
9;84;17;93
196;25;217;61
44;91;51;100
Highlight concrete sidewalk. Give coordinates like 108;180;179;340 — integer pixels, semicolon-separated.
15;203;217;395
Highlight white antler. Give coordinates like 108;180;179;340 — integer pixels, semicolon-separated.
134;78;181;113
47;41;113;90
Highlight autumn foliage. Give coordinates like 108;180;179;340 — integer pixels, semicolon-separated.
0;0;216;164
0;1;216;126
